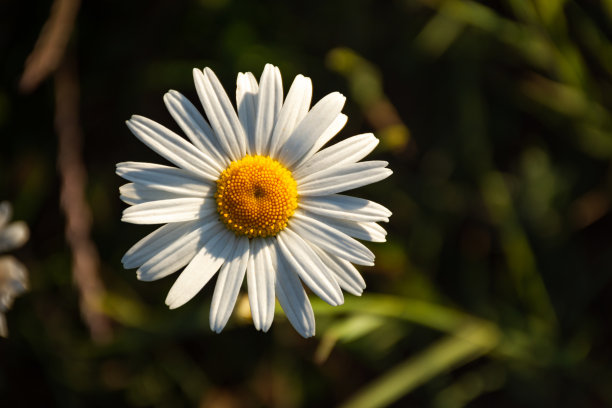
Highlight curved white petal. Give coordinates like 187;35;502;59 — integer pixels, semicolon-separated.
121;197;215;225
247;237;276;332
309;213;387;242
209;236;250;333
119;182;213;205
193;68;247;161
268;74;312;156
298;161;392;196
120;184;176;205
309;113;348;157
277;92;346;168
0;202;12;230
116;162;215;198
163;90;228;170
122;220;200;269
254;64;283;155
165;228;237;309
298;194;391;223
293;133;379;180
126;116;219;180
275;246;315;338
236;72;259;154
0;256;28;312
136;218;223;281
288;211;375;266
0;222;29;253
311;245;366;296
277;228;344;306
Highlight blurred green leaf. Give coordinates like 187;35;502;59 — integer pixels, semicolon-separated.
339;322;500;408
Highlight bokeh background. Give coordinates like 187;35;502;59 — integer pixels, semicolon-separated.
2;0;612;406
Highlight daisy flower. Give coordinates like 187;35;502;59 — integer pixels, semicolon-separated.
118;64;391;337
0;201;30;337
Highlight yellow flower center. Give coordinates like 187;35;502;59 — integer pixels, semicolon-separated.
215;155;298;238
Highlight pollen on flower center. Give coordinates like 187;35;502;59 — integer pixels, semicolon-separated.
215;155;298;238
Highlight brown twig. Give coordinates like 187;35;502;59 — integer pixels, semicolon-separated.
55;57;113;343
20;0;81;93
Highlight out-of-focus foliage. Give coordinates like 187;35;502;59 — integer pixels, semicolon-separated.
2;0;612;407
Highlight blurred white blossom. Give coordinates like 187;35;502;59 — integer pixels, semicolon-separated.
0;201;29;337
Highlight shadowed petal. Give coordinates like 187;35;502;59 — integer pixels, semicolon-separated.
165;228;237;309
298;194;391;223
193;68;247;161
275;245;315;338
254;64;283;155
164;90;228;170
209;236;250;332
293;133;379;180
268;74;312;156
277;93;345;168
289;211;375;266
298;161;392;196
126;116;219;180
247;237;276;332
277;228;343;306
236;72;259;153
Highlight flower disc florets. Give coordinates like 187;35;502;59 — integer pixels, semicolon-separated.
215;155;298;238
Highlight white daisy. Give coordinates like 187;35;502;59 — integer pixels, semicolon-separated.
0;201;30;337
118;64;392;338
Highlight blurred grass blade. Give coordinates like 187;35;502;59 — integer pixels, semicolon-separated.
311;295;489;334
481;173;557;328
533;0;567;27
433;363;506;408
339;322;500;408
315;314;386;364
414;10;465;57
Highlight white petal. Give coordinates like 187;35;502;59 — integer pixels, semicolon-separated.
136;218;223;281
293;133;379;180
298;161;392;196
120;184;173;205
116;162;215;201
275;247;315;338
0;202;12;230
165;228;237;309
0;314;6;337
117;162;214;203
277;228;344;306
310;214;387;242
298;194;391;223
209;236;249;333
236;72;259;154
247;237;276;332
121;197;215;225
126;116;219;180
311;245;366;296
122;220;201;269
116;161;214;193
254;64;283;155
310;113;348;155
119;182;213;205
0;221;29;252
268;74;312;156
193;68;247;161
0;256;29;311
163;90;227;170
277;92;346;168
288;211;375;266
273;66;283;113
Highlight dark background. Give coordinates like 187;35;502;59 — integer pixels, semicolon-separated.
1;0;612;407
